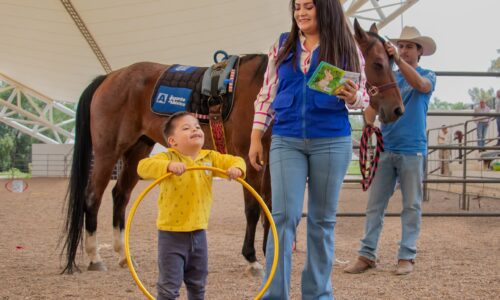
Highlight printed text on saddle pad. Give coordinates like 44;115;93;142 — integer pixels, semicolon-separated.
151;65;205;115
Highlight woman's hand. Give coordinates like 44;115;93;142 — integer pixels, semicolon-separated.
337;79;358;105
249;129;264;171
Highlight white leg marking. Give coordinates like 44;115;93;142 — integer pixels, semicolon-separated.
85;231;102;263
114;227;128;267
113;227;124;254
250;261;263;270
245;261;264;277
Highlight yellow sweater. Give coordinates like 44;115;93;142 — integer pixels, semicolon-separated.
137;149;246;232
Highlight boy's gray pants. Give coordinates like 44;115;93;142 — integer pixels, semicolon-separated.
157;230;208;300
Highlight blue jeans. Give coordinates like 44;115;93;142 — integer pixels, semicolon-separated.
496;117;500;145
477;122;489;147
358;151;424;261
262;135;352;300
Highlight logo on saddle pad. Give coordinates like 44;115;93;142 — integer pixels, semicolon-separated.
153;86;192;113
170;65;197;73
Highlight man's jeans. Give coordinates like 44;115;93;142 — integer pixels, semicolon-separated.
477;122;489;147
358;151;424;261
496;117;500;145
262;135;351;300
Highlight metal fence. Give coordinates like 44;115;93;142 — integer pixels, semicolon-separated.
3;71;499;214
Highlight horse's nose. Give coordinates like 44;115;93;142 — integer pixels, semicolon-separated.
394;107;404;116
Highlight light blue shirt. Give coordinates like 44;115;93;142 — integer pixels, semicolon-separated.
381;66;436;155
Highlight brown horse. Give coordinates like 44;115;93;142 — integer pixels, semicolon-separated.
353;19;404;122
61;22;402;275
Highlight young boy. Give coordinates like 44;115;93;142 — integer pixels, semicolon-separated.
137;112;246;300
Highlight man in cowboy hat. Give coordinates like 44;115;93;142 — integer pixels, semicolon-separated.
345;26;437;275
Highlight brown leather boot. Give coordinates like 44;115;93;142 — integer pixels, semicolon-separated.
343;256;376;274
395;259;414;275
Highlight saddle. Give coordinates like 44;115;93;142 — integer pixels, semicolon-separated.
151;56;239;121
150;56;240;153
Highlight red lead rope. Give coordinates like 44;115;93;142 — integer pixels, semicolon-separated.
359;125;384;191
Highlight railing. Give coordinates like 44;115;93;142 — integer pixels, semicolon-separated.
348;70;500;214
349;111;500;211
30;153;72;177
3;72;499;215
424;113;500;209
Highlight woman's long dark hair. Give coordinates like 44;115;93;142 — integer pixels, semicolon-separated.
276;0;360;72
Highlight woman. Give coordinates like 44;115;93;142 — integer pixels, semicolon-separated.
248;0;369;298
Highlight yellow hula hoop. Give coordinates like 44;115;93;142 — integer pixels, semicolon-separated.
124;166;278;300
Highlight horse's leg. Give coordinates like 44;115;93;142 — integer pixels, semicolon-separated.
243;162;272;277
242;192;264;277
85;154;117;271
241;166;266;277
261;164;272;255
111;137;154;267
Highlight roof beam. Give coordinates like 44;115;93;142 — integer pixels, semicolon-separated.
60;0;112;73
376;0;418;29
345;0;419;29
0;73;75;144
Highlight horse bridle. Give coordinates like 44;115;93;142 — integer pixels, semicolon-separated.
364;32;399;98
366;81;398;97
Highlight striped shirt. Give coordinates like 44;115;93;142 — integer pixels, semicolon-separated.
253;34;370;132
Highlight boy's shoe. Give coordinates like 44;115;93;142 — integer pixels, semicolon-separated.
343;256;376;274
395;259;414;275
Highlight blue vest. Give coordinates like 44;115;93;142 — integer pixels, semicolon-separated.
271;34;351;138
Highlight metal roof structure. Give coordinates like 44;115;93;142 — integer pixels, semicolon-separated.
0;0;418;143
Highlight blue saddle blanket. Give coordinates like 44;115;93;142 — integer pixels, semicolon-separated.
151;64;204;114
152;86;192;113
150;61;237;122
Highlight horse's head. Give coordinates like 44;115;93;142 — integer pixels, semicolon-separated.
354;19;404;124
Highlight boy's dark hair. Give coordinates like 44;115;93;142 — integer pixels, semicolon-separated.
163;111;192;140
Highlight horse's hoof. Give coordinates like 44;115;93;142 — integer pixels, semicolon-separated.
87;261;107;271
245;262;264;278
119;257;138;268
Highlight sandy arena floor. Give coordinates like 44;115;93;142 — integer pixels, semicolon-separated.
0;178;499;299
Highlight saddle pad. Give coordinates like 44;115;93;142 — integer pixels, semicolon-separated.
150;63;237;123
151;64;206;115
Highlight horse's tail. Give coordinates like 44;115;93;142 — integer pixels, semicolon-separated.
61;75;107;274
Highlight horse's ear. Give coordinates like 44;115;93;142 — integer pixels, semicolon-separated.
369;23;378;34
353;18;368;43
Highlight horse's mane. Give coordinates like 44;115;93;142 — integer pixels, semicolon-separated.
240;54;268;83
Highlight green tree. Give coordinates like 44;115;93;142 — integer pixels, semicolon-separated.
429;97;448;110
450;102;469;110
429;97;471;111
0;124;33;172
0;132;14;171
467;87;495;107
465;51;500;108
488;49;500;72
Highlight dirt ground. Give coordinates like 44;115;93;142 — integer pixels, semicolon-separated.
1;178;499;299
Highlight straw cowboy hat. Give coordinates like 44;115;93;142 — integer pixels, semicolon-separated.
390;26;436;56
